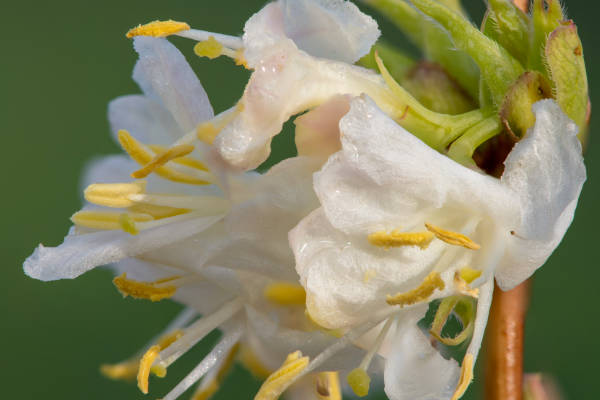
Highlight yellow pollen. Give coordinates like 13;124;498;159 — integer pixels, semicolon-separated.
112;273;177;302
132;144;195;179
71;210;152;231
368;229;435;250
451;354;474;400
194;36;224;59
137;345;161;394
386;272;445;306
100;359;139;381
347;368;371;397
316;371;341;400
239;345;272;379
264;283;307;306
196;122;220;145
234;48;249;69
425;223;481;250
254;351;310;400
118;130;210;185
126;20;190;38
458;267;482;284
192;343;240;400
148;144;209;171
84;181;146;208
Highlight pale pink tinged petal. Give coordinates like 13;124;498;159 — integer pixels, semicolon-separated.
133;37;213;133
496;100;586;290
295;95;350;159
243;2;288;67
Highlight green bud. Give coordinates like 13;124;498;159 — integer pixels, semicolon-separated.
410;0;524;106
545;21;589;137
528;0;564;73
485;0;530;64
500;71;553;138
362;0;480;98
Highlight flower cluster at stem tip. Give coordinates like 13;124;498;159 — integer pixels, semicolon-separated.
24;0;588;400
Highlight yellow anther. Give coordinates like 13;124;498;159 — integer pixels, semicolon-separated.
264;283;306;306
451;354;474;400
194;36;224;59
118;130;210;185
386;272;445;306
137;345;161;394
192;344;240;400
148;144;209;171
126;20;190;38
128;203;190;220
132;144;195;179
112;273;177;302
368;230;435;250
347;368;371;397
196;122;220;145
234;48;249;69
119;213;139;235
458;267;482;284
157;330;184;350
196;106;242;145
84;181;146;208
316;372;342;400
425;223;480;250
71;210;152;231
100;359;139;381
239;345;272;379
254;351;310;400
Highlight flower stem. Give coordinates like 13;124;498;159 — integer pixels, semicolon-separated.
484;279;532;400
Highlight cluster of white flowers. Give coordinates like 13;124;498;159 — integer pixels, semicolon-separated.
24;0;586;400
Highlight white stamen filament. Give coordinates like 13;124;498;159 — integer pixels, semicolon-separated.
154;297;244;370
154;274;204;289
161;325;243;400
128;194;230;212
175;29;243;49
135;211;226;231
358;316;395;371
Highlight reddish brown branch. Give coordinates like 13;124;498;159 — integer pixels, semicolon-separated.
484;280;532;400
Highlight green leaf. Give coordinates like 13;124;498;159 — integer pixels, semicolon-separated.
411;0;524;106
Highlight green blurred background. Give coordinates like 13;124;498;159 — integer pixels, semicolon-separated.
1;0;597;399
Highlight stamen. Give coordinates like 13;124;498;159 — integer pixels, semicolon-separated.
191;343;240;400
430;296;475;346
128;193;229;212
425;223;481;250
71;210;152;231
239;345;272;379
118;130;212;185
315;372;341;400
458;267;482;283
454;269;481;298
119;213;139;235
451;354;474;400
254;351;310;400
175;29;243;50
386;272;445;306
194;36;225;59
112;273;178;302
100;359;139;381
126;20;190;38
137;345;161;394
128;203;190;220
264;283;306;306
148;144;209;171
196;106;242;145
132;144;195;179
368;229;435;250
84;181;146;208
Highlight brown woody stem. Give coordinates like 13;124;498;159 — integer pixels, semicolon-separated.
484;280;532;400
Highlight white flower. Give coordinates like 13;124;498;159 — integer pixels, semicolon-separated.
289;95;586;400
23;35;360;400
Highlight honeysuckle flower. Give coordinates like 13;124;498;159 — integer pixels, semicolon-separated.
289;95;585;399
23;35;369;400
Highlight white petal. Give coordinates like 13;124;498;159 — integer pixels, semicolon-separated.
24;215;222;281
280;0;380;63
290;208;455;329
384;310;459;400
133;37;213;132
215;52;387;170
79;155;136;190
108;95;183;144
315;95;519;234
496;100;586;290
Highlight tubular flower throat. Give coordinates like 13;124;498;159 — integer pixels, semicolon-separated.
24;0;588;400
